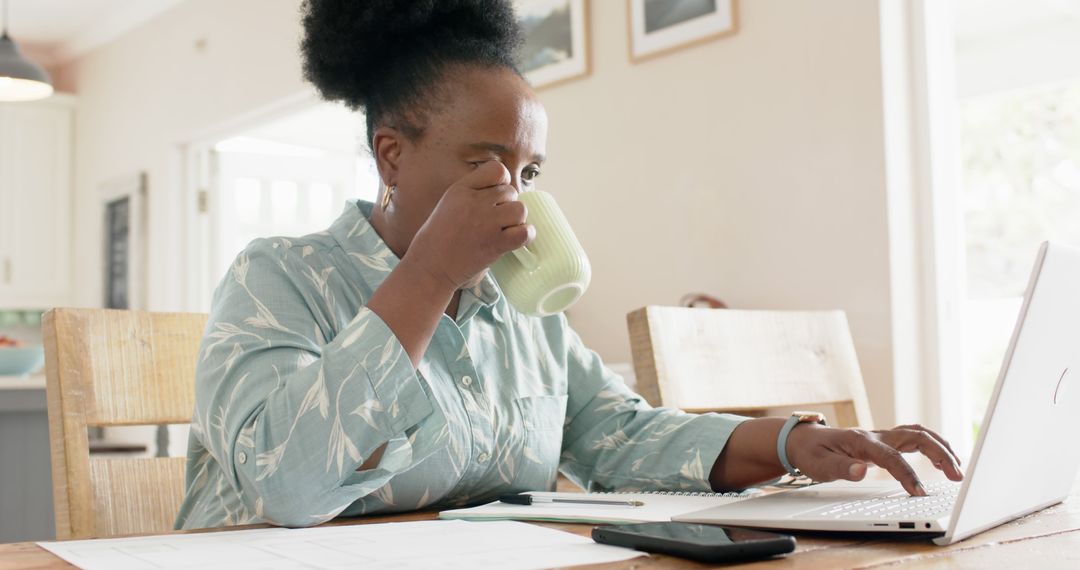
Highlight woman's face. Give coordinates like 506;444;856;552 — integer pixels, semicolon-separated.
373;65;549;251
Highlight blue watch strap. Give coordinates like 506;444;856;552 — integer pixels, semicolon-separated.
777;413;826;477
777;415;803;476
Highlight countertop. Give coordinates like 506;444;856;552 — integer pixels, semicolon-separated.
0;373;45;391
0;374;46;412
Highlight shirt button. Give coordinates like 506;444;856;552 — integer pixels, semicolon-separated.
477;452;490;463
237;451;248;464
461;375;473;387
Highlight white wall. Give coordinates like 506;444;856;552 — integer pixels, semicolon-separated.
544;0;897;424
57;0;309;314
59;0;901;425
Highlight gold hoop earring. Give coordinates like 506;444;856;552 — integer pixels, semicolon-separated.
381;184;396;212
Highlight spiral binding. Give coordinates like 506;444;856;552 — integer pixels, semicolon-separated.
590;490;743;498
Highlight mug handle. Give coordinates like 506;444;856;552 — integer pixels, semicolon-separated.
511;246;541;272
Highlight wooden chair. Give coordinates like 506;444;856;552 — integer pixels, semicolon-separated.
627;306;874;428
42;308;207;539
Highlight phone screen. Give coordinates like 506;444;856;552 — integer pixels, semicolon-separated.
605;522;783;547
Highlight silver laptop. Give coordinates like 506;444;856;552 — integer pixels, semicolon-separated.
675;241;1080;545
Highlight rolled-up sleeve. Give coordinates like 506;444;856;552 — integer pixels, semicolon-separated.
557;318;747;492
192;239;433;527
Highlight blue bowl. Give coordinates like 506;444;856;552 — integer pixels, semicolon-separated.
0;345;45;376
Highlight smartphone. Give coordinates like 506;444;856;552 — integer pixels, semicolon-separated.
592;522;795;563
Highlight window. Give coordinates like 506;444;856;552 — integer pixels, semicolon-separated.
959;82;1080;436
899;0;1080;447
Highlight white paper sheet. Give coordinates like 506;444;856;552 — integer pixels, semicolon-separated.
38;519;645;570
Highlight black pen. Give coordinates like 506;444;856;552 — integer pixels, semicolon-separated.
499;493;645;507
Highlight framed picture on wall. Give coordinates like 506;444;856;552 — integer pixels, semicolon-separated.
101;172;148;311
516;0;590;89
628;0;737;62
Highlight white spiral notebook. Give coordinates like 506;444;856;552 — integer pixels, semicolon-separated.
439;490;755;525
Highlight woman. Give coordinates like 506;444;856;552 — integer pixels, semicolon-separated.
175;0;963;530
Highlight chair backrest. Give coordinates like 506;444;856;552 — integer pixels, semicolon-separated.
42;308;207;539
627;306;874;428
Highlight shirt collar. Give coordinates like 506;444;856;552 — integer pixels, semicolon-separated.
329;200;505;323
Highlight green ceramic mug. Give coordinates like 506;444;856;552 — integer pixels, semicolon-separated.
490;190;591;316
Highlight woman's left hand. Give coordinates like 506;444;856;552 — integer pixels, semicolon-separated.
786;423;965;496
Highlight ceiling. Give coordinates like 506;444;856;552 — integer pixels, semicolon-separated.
1;0;182;65
3;0;1077;70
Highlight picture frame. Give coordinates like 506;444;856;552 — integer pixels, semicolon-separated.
516;0;590;89
101;172;148;311
627;0;738;63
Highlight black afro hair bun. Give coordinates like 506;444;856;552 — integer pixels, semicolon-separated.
301;0;523;143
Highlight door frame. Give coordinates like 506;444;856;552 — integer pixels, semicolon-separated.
880;0;969;450
175;89;324;312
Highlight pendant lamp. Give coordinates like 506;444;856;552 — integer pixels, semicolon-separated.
0;0;53;102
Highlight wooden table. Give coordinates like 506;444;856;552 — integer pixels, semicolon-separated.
3;475;1078;569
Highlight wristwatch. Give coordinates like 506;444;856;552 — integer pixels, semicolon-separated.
777;411;827;477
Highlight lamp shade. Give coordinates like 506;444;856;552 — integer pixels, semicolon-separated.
0;34;53;102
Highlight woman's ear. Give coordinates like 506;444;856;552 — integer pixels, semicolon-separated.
372;126;405;186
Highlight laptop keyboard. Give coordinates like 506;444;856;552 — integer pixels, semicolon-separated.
818;480;960;520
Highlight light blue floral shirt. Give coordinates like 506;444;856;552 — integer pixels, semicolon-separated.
175;200;747;530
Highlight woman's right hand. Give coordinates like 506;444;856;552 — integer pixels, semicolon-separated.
402;160;534;291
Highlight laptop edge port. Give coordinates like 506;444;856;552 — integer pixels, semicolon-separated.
899;522;916;529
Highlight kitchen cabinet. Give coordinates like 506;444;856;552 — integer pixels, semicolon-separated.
0;376;54;542
0;95;75;309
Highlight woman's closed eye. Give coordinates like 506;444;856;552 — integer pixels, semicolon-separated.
468;158;500;168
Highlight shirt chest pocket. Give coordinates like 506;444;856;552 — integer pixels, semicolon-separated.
512;395;568;491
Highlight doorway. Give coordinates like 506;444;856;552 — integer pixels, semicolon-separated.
187;101;379;311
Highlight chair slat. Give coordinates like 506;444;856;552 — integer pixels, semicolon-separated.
627;306;874;428
89;457;189;537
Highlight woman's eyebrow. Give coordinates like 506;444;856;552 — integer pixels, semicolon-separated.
467;141;545;163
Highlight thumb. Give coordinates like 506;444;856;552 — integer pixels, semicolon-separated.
812;451;868;482
845;460;869;481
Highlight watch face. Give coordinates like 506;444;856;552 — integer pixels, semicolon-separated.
795;411;826;424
